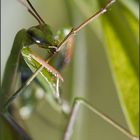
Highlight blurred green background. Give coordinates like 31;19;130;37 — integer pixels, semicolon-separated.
1;0;139;140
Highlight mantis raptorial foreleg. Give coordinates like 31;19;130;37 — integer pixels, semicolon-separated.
63;98;138;140
27;51;64;104
4;47;65;110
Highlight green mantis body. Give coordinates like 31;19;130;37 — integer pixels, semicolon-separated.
1;24;73;112
1;0;138;140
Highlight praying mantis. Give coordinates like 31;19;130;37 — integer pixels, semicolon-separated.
0;0;139;140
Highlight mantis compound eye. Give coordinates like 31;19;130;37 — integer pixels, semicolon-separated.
27;27;50;45
27;25;56;47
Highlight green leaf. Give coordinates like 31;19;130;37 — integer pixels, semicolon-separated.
100;1;139;136
119;0;139;19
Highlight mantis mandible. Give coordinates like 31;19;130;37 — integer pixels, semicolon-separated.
1;0;138;140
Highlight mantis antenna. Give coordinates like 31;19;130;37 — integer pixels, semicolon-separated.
17;0;45;24
26;0;45;24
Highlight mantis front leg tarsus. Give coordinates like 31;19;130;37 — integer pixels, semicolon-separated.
63;97;138;140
